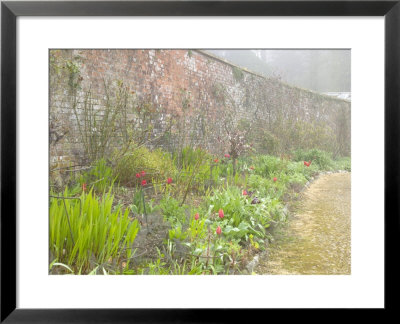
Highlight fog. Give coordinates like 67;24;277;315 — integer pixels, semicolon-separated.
206;49;350;93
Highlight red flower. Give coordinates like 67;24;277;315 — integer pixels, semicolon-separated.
141;171;146;176
167;177;173;184
136;173;141;178
242;190;248;196
224;154;230;158
141;179;147;186
304;161;311;167
216;226;222;235
194;213;199;221
82;183;87;192
218;209;224;219
214;158;219;163
273;177;277;182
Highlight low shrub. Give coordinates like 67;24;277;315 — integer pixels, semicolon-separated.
114;145;176;187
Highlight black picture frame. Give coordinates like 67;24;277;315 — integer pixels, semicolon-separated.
1;1;399;322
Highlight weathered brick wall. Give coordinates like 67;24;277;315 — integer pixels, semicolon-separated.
50;49;351;166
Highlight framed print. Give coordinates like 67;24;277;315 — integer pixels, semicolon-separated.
1;0;399;322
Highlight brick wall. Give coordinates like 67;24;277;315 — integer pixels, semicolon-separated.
50;49;351;166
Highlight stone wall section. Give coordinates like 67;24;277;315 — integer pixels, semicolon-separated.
50;49;351;166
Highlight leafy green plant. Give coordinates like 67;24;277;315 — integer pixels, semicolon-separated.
292;148;333;169
130;190;159;215
252;155;286;178
159;195;187;225
79;158;116;193
141;248;171;275
187;213;208;241
205;186;271;243
168;224;188;241
49;188;140;274
333;157;351;171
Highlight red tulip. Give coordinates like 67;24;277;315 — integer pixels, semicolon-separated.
167;177;173;184
82;183;87;192
273;177;277;182
216;226;222;235
194;213;199;221
141;171;146;176
218;209;224;219
136;173;141;178
141;179;147;186
214;158;219;163
242;190;248;196
224;154;230;158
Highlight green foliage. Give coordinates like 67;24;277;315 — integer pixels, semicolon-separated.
159;195;187;225
294;153;350;172
114;145;176;186
130;190;159;215
49;188;140;274
187;214;208;241
293;148;334;169
334;157;351;171
174;146;211;169
252;155;287;177
286;167;308;185
140;248;171;275
168;224;188;241
50;146;350;275
247;174;272;196
206;186;272;241
79;158;116;193
174;146;213;198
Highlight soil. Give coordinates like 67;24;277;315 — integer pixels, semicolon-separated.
256;172;351;275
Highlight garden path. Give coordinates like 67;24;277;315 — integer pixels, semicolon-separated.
255;172;351;275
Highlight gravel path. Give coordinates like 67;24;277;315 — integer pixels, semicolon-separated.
256;172;351;275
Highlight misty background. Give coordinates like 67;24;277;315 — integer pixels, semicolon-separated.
206;50;351;94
